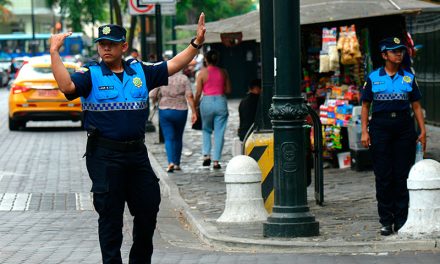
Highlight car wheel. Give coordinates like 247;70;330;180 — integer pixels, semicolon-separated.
9;118;25;131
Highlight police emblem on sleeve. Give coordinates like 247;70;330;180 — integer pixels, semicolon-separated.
133;77;142;88
75;67;89;74
394;38;400;44
403;76;412;83
102;26;111;35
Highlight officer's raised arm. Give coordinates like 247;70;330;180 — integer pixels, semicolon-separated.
50;32;76;94
167;12;206;76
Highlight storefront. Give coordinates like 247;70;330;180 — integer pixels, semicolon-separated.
175;1;440;168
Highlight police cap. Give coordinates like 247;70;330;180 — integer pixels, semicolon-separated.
94;24;127;43
379;37;407;52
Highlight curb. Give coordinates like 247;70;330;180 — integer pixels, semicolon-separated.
148;150;440;254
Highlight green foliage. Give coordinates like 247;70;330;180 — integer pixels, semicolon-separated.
0;0;12;22
176;0;256;25
47;0;108;32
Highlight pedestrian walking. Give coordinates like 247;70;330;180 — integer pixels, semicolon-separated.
49;13;206;264
149;69;197;173
194;50;231;169
361;36;426;236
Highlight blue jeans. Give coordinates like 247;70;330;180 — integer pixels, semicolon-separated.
159;109;188;165
200;95;228;161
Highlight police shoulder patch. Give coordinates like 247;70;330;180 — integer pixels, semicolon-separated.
75;67;89;74
403;76;412;83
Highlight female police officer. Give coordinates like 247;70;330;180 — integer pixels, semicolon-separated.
49;14;206;263
361;37;426;236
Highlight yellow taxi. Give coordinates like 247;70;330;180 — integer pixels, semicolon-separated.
8;56;82;130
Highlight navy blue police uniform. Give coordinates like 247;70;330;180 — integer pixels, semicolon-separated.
361;37;421;233
67;24;168;263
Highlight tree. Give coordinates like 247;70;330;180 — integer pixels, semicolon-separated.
47;0;108;32
0;0;12;23
176;0;256;25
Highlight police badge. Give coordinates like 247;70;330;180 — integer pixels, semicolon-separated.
133;77;142;88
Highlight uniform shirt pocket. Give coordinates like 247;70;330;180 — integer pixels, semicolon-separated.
130;86;148;98
95;87;119;101
371;82;387;93
398;82;413;92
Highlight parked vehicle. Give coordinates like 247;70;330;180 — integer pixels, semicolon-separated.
8;56;83;130
0;55;11;87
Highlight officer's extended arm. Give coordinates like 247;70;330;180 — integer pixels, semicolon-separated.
412;100;427;151
167;13;206;76
361;101;371;148
50;32;76;94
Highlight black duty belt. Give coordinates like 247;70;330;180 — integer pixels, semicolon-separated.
372;110;411;119
88;136;145;152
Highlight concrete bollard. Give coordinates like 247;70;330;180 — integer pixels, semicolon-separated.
399;159;440;237
217;155;268;223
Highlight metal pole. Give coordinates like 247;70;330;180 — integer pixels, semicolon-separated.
257;0;274;131
109;0;114;24
171;15;177;57
31;0;36;55
140;15;147;61
263;0;319;238
31;0;35;39
155;4;163;61
142;14;156;132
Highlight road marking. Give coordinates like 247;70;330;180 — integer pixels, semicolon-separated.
76;193;94;211
0;193;94;211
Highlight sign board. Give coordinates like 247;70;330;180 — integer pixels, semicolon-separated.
128;0;154;15
129;0;176;15
138;0;176;4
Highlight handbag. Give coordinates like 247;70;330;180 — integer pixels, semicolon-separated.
192;108;202;130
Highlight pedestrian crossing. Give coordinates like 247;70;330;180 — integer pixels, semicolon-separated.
0;192;94;211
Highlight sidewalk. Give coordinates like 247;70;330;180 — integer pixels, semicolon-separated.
146;99;440;254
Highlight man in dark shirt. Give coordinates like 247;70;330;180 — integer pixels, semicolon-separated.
238;79;262;141
49;14;206;264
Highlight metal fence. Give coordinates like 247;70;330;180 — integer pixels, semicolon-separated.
407;13;440;125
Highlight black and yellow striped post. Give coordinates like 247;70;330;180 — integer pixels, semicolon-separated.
245;132;274;213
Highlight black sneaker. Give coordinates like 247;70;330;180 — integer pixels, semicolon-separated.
202;158;211;166
380;225;393;236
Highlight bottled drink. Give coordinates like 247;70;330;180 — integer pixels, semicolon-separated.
415;141;423;163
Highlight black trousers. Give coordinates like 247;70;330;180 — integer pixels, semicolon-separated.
86;140;161;264
369;112;417;227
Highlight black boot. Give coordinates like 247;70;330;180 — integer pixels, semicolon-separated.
380;225;393;236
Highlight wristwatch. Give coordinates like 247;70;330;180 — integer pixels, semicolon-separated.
190;38;203;49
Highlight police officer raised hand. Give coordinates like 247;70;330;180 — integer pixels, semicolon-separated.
167;13;206;75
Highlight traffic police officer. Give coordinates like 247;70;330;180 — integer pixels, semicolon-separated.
361;37;426;236
49;14;206;264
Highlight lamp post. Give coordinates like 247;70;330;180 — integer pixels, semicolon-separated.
31;0;35;39
109;0;113;24
257;0;274;131
263;0;319;238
